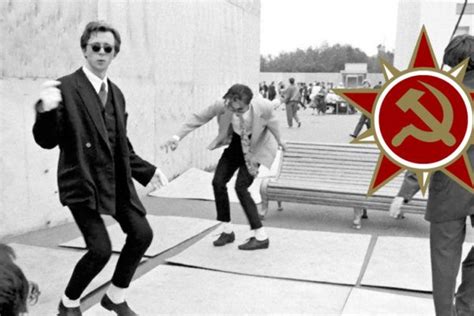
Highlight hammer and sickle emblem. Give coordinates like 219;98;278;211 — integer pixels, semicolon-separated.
392;81;455;147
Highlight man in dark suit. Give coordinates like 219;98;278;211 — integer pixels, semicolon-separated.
389;35;474;316
33;21;168;316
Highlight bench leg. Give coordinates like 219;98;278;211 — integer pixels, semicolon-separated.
277;201;283;211
352;207;364;229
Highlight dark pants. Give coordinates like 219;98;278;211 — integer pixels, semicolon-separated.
430;217;474;316
352;113;371;137
212;133;262;230
65;202;153;300
285;101;300;127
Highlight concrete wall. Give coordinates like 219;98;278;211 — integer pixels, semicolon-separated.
395;0;474;69
0;0;260;237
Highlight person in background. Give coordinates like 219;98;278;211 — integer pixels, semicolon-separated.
267;81;276;101
282;78;302;127
350;80;372;137
389;34;474;316
0;244;40;316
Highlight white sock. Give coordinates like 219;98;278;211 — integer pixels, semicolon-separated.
62;293;80;308
106;284;127;304
221;222;233;234
254;227;268;241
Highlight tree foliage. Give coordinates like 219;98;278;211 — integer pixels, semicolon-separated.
261;44;394;73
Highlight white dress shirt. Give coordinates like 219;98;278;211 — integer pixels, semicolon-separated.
82;66;108;95
231;107;252;136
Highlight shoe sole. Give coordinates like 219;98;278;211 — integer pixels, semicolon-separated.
213;241;234;247
238;243;269;250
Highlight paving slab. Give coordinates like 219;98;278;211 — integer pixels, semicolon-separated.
167;225;371;285
341;288;434;315
362;236;473;292
85;265;351;315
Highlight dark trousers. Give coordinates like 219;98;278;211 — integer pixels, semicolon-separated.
285;101;300;127
352;113;371;137
65;202;153;300
430;217;474;316
212;133;262;230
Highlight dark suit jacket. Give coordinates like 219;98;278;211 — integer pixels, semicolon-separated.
33;68;156;215
399;71;474;223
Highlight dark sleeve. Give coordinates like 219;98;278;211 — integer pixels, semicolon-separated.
124;112;156;186
32;100;60;149
397;171;420;203
128;138;157;186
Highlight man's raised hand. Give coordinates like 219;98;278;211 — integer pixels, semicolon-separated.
39;80;62;112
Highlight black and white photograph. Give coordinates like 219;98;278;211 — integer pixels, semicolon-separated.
1;0;474;315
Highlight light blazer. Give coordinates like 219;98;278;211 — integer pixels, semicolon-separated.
33;68;156;215
175;97;280;168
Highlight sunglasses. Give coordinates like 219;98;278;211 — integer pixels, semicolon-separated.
88;43;114;54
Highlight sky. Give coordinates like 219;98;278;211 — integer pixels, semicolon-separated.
260;0;399;57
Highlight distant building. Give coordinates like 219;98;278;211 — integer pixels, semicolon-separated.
395;0;474;69
340;63;368;87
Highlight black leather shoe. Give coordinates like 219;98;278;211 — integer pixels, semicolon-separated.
238;237;269;250
213;232;235;246
58;301;82;316
100;294;137;316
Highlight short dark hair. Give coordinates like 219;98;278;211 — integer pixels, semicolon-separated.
222;84;253;104
80;21;121;54
289;78;295;84
0;245;29;316
443;34;474;71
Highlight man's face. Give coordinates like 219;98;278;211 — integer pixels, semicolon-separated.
226;97;249;114
83;31;116;77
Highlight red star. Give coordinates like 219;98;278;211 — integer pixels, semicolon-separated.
335;27;474;195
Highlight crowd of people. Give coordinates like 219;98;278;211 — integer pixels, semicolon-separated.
259;80;343;115
258;78;382;134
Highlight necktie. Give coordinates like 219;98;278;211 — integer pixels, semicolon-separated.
99;82;107;106
238;114;259;177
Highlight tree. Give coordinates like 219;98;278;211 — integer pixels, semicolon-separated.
260;43;394;73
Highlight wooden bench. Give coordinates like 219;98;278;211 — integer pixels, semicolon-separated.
259;141;427;229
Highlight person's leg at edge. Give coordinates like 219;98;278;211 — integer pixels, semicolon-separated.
430;218;465;316
455;216;474;315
